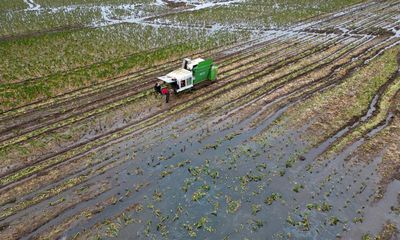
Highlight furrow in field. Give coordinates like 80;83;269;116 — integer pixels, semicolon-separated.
258;40;398;135
248;40;398;130
30;193;143;240
202;36;375;126
247;47;390;128
0;180;112;240
182;34;393;134
318;55;400;159
306;0;398;33
0;155;128;221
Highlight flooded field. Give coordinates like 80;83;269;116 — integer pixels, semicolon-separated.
0;0;399;239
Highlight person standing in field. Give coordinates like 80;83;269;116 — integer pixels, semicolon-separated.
161;87;170;103
154;82;161;94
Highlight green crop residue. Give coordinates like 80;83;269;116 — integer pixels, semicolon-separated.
264;192;282;205
182;215;214;238
251;204;262;215
226;197;241;214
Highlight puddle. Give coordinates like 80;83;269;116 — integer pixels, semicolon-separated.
343;179;400;238
23;0;41;11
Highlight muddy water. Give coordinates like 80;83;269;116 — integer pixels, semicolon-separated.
6;1;400;238
34;90;398;239
344;179;400;238
12;30;400;240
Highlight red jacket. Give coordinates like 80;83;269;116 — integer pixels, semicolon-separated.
161;88;169;95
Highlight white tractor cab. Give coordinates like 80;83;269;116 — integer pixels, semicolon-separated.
157;58;218;93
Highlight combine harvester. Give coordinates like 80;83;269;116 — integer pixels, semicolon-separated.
157;58;218;93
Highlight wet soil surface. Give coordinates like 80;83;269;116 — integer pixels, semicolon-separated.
1;1;400;239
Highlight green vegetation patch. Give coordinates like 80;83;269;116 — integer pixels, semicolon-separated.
279;46;399;148
160;0;366;28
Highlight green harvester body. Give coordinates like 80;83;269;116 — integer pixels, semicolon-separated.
193;59;218;84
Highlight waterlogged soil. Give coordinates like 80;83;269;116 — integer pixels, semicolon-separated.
55;104;389;239
1;1;400;239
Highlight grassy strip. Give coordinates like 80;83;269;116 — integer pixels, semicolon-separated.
1;180;111;240
0;31;243;111
208;38;358;112
0;89;152;149
349;93;400;199
325;75;400;157
0;177;85;220
160;0;366;28
281;45;399;148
